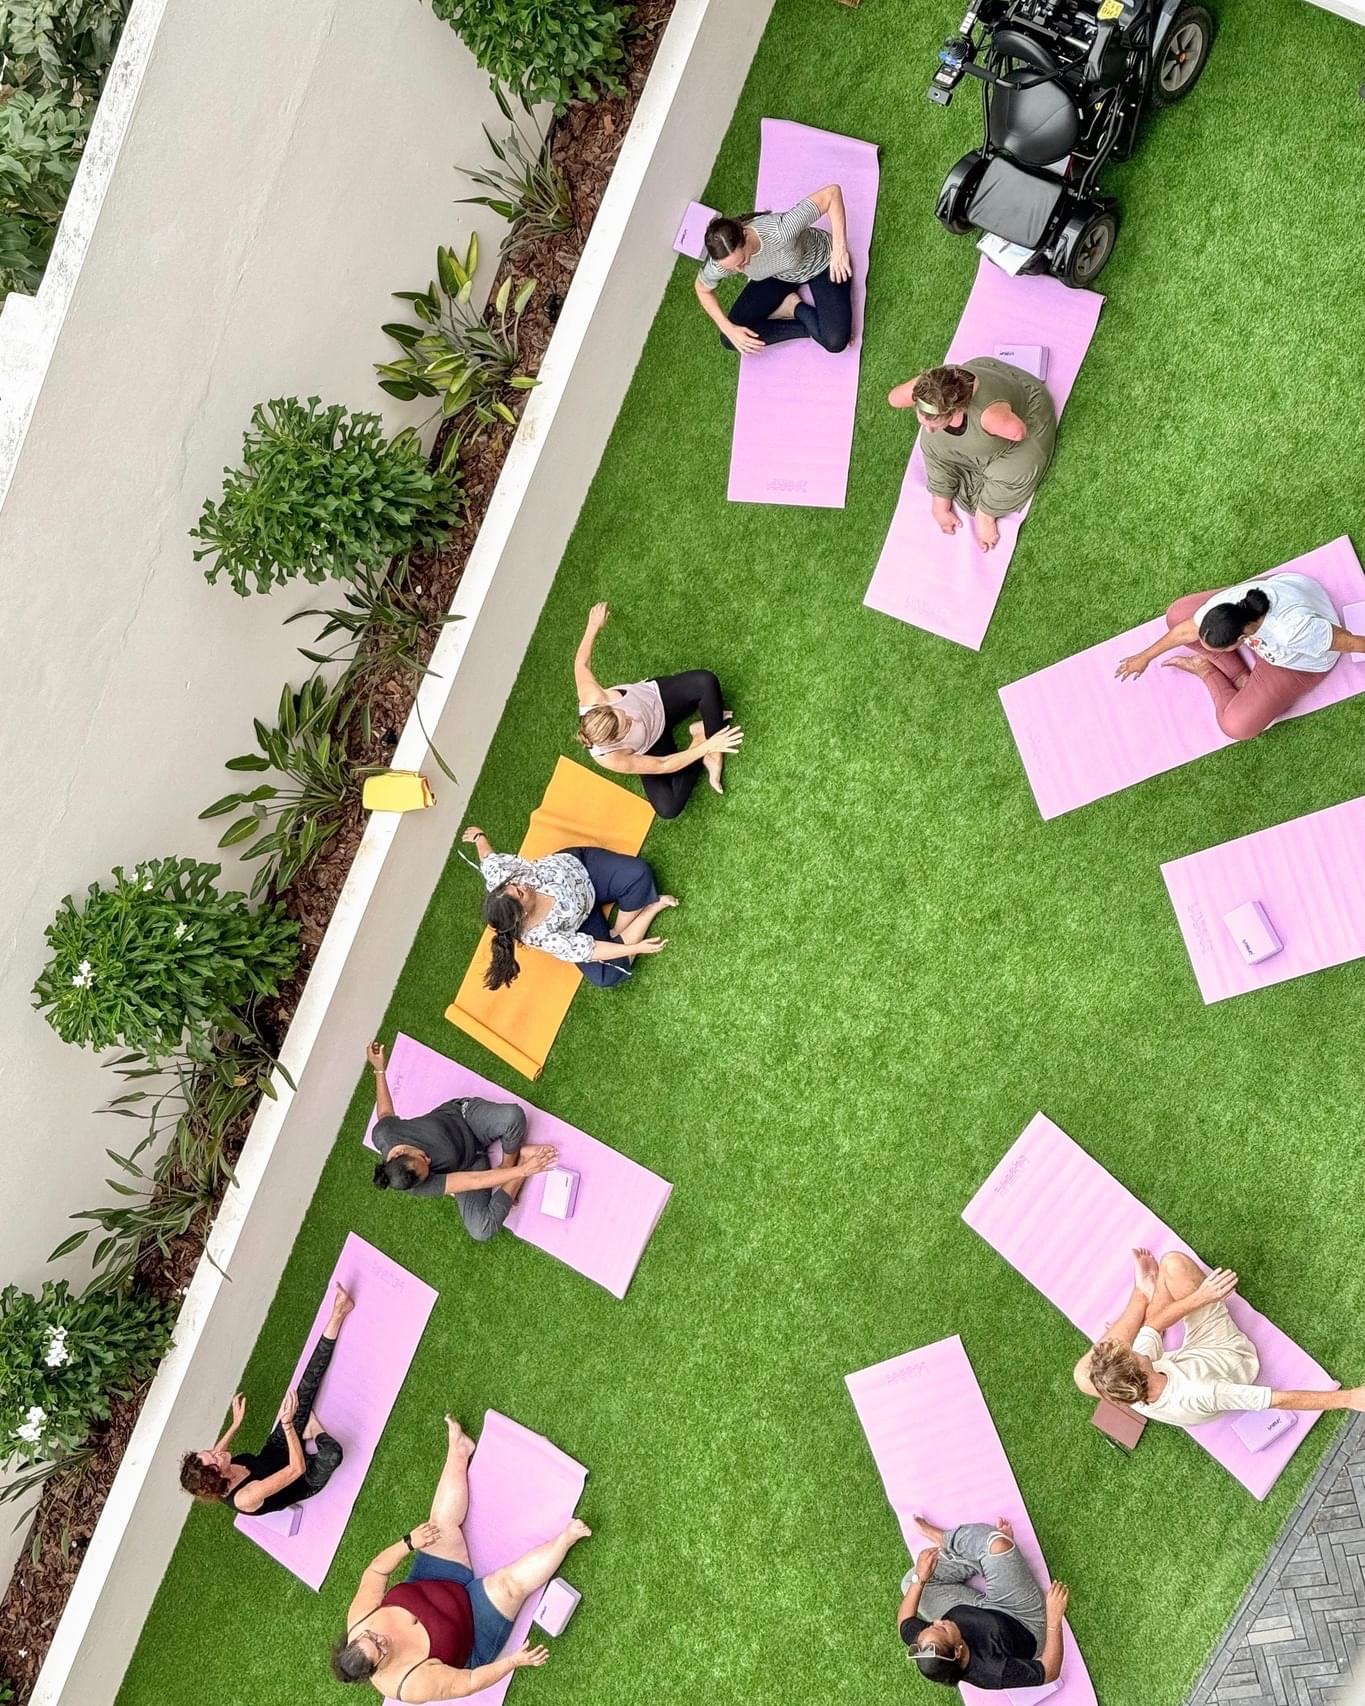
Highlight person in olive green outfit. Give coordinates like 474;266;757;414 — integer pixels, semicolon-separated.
888;359;1057;552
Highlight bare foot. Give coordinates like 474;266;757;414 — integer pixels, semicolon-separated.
768;291;801;322
1133;1248;1159;1300
445;1415;476;1460
655;895;680;912
994;1517;1015;1542
1162;654;1214;680
913;1514;946;1546
565;1517;592;1543
703;752;724;795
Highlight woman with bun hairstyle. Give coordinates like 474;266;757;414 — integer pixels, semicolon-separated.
462;827;675;991
1115;567;1365;739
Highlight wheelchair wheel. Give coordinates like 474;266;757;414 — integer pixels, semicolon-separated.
1063;209;1118;288
1150;3;1213;107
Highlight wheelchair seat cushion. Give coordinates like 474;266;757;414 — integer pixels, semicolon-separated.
966;156;1065;249
988;76;1081;165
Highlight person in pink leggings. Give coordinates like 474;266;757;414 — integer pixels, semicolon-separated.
1114;569;1365;739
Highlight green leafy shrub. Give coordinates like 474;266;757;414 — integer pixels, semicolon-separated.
32;856;299;1062
199;678;358;897
429;0;626;110
457;83;572;260
191;397;463;596
0;1279;172;1477
0;0;131;298
378;237;538;458
52;1032;282;1288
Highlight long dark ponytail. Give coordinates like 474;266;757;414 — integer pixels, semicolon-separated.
482;885;525;990
703;213;769;262
1199;586;1270;649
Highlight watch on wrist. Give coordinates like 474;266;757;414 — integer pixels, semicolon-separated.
909;1571;921;1585
403;1531;414;1550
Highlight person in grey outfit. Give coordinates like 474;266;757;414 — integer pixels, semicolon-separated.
897;1516;1070;1690
366;1041;557;1242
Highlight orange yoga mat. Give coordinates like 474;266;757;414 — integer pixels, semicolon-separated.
444;757;654;1079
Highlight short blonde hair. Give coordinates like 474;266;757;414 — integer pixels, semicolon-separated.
577;705;625;748
1087;1339;1149;1406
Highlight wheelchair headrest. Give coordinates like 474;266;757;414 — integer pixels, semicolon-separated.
990;27;1063;75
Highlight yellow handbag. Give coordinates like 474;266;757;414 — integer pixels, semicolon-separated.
362;771;436;813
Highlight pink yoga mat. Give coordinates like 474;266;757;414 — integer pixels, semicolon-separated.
963;1113;1336;1499
846;1334;1094;1706
863;258;1103;650
1000;536;1365;819
364;1034;671;1300
726;118;879;509
387;1411;588;1706
1162;794;1365;1003
235;1234;437;1588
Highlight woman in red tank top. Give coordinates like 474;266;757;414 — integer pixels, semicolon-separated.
330;1415;591;1703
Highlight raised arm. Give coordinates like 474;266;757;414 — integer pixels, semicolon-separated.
574;603;610;702
809;184;849;278
212;1392;247;1453
367;1040;396;1122
401;1643;548;1703
1040;1582;1069;1684
1115;617;1200;681
231;1392;306;1512
345;1531;423;1629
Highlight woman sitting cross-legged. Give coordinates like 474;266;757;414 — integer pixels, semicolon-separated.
694;185;853;355
464;826;675;990
1074;1249;1365;1425
574;602;743;818
179;1283;353;1515
1114;571;1365;741
897;1516;1069;1691
367;1040;557;1241
887;359;1057;553
332;1414;591;1701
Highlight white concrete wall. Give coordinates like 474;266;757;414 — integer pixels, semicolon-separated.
25;0;775;1698
0;0;510;1592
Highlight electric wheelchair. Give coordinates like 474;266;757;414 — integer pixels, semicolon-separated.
929;0;1213;287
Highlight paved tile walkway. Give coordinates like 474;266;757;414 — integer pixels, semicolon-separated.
1187;1415;1365;1706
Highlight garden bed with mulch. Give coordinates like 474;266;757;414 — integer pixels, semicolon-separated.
0;6;673;1695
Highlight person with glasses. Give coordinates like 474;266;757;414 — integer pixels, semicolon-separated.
896;1515;1070;1690
1074;1249;1365;1424
887;359;1057;553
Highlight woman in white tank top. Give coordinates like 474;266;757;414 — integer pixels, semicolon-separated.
572;603;744;820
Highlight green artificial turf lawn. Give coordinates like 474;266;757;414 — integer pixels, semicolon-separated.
117;3;1365;1704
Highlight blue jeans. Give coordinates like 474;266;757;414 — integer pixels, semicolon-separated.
561;845;659;989
408;1551;514;1668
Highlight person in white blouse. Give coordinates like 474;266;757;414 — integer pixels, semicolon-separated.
1114;570;1365;740
462;828;675;991
1073;1249;1364;1427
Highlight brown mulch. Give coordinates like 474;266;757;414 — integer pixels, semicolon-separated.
0;8;672;1698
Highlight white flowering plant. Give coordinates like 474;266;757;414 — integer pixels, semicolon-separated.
0;1280;172;1482
31;855;299;1062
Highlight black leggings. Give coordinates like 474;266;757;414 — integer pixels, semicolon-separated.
721;268;852;353
642;670;726;821
236;1332;343;1512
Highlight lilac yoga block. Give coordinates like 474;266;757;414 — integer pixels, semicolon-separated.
1223;901;1283;965
533;1576;581;1636
540;1166;579;1221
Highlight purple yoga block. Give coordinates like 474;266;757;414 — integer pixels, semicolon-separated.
673;200;717;260
533;1575;581;1636
1223;900;1283;965
540;1166;579;1221
1231;1408;1297;1454
993;341;1049;380
252;1503;302;1538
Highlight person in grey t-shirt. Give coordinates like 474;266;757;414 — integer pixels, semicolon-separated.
366;1040;557;1242
694;185;853;356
